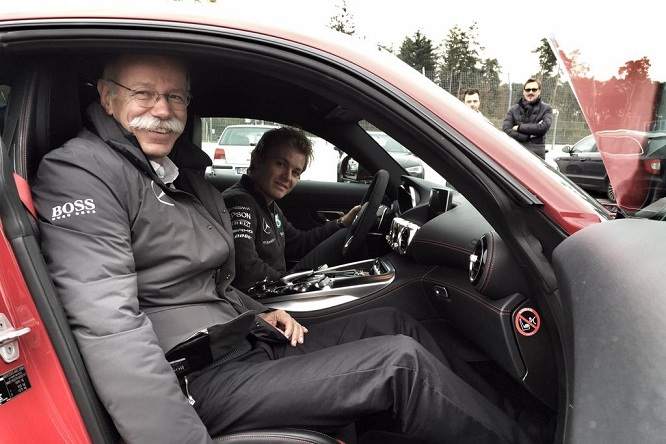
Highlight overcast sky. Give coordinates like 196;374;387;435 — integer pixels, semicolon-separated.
227;0;663;83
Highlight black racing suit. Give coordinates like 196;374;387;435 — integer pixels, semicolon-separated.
222;174;342;292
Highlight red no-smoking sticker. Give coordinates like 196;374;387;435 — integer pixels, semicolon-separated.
515;307;540;337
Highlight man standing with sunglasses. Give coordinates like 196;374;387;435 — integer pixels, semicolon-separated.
502;78;553;159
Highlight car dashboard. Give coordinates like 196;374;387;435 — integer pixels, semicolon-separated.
251;177;557;410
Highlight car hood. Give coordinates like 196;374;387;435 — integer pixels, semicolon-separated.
550;29;666;216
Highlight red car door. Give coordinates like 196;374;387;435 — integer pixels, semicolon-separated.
0;216;91;442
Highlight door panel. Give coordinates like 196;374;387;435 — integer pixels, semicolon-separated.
280;180;367;229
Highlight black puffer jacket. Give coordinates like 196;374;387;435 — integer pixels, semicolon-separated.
502;97;553;157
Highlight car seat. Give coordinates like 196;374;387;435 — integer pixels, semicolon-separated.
1;59;350;444
2;60;119;444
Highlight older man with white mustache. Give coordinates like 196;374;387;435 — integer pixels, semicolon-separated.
97;55;189;183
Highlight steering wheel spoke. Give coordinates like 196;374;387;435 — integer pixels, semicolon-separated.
342;170;389;259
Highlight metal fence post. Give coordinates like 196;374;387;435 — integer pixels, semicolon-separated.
551;108;559;150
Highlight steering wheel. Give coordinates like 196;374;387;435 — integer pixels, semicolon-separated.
342;169;389;259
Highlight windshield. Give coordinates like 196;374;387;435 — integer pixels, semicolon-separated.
551;32;666;219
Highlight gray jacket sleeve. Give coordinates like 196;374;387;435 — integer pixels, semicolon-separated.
32;143;212;444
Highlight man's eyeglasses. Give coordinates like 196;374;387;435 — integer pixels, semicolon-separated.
107;79;192;110
524;88;539;93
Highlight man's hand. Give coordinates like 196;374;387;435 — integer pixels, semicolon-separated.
259;310;309;347
340;205;361;228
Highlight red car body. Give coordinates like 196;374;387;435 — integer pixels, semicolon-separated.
0;236;90;443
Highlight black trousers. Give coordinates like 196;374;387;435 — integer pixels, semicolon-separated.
525;144;546;160
189;307;531;444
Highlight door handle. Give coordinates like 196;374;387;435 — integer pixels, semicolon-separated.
317;210;344;222
0;313;31;363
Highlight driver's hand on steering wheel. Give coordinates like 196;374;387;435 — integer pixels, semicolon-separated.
259;309;309;347
339;205;361;228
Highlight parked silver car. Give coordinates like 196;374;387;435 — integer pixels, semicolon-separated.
210;124;277;174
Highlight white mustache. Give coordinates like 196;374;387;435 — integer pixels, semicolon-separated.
129;115;185;134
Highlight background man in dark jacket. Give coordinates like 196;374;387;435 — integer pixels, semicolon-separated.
222;127;360;292
502;78;553;159
32;53;532;444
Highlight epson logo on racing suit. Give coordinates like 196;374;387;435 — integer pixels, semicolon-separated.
229;205;252;221
230;211;252;220
51;198;96;220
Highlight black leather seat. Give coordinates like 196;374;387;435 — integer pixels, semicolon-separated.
3;60;350;444
3;60;120;444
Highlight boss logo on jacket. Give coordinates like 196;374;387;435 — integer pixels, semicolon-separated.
50;198;96;220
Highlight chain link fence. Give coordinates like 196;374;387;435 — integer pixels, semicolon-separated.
425;70;590;147
201;73;590;148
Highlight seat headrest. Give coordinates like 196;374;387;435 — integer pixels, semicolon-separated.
169;112;212;176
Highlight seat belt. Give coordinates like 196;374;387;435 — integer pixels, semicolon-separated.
13;172;37;220
3;99;37;221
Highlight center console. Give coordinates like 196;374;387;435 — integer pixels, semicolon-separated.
249;258;395;312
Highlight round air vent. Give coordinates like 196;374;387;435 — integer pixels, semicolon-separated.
387;217;420;255
398;226;411;254
469;232;529;300
469;234;487;285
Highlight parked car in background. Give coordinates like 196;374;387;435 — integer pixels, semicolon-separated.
544;145;568;169
368;131;425;178
338;131;425;182
554;135;614;201
554;131;666;206
209;124;277;174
